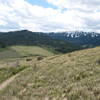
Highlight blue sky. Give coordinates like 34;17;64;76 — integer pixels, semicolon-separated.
27;0;57;9
0;0;100;32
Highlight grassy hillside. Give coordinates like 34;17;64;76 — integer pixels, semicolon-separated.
0;47;100;100
0;46;54;59
11;46;54;56
0;66;26;84
0;48;20;59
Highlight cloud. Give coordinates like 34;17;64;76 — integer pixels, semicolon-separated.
0;0;100;32
47;0;100;11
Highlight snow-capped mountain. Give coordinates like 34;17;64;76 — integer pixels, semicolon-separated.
47;31;100;48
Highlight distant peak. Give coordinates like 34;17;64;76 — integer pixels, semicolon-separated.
20;30;30;32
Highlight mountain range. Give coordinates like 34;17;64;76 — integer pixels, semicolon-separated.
0;30;100;53
0;30;79;53
47;31;100;48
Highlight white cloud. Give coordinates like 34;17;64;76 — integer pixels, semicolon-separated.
47;0;100;11
0;0;100;32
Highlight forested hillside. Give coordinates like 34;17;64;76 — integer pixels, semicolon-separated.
0;30;80;53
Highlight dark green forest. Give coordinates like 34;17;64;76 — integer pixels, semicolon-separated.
0;30;80;53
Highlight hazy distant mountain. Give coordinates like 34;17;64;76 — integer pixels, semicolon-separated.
0;30;80;53
47;31;100;48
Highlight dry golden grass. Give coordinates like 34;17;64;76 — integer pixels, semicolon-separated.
0;47;100;100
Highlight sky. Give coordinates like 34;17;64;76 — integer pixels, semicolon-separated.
0;0;100;32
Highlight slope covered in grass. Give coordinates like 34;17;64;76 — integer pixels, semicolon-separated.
11;46;54;57
0;45;54;59
0;47;100;100
0;48;20;59
0;66;26;84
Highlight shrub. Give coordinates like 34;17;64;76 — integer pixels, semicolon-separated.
96;59;100;65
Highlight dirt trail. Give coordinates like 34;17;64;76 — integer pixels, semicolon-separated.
0;73;20;91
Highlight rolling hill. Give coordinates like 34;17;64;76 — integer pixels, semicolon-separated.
0;46;100;100
0;46;54;59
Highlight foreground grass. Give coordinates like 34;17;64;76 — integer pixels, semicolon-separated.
0;47;100;100
0;66;26;84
